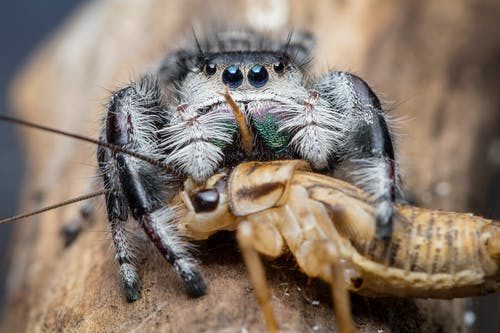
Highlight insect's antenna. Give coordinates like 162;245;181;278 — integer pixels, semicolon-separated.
219;87;253;157
0;189;110;225
0;114;181;177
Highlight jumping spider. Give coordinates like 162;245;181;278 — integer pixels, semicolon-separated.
92;29;399;302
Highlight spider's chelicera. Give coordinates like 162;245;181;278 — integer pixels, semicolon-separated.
95;29;399;302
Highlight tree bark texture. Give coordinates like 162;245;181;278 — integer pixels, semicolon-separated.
2;1;500;332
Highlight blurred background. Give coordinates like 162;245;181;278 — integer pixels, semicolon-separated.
0;0;83;319
0;1;499;332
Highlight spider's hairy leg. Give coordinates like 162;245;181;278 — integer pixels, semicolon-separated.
99;146;142;301
100;77;206;301
317;71;398;239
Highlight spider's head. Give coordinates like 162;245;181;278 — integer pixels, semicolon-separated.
162;30;317;182
178;50;308;106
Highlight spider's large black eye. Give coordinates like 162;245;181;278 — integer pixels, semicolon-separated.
222;66;243;88
248;65;269;88
204;63;217;76
273;61;285;74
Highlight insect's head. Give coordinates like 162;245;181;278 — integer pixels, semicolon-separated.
177;172;238;240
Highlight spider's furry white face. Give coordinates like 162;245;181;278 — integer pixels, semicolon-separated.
162;53;322;183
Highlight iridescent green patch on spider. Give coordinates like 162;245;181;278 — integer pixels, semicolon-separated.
253;113;290;154
210;120;238;149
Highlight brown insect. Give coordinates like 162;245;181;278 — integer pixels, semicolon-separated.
174;159;500;333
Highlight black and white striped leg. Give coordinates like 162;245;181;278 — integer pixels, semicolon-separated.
109;192;142;302
116;153;207;297
99;147;142;302
101;81;206;301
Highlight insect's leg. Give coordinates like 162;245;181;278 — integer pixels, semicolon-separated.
60;177;99;247
103;79;206;299
321;242;356;333
281;189;356;333
328;261;356;333
297;240;356;333
317;71;397;239
236;218;284;333
292;238;356;333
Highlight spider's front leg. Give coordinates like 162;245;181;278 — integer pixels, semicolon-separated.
99;77;206;302
317;72;398;239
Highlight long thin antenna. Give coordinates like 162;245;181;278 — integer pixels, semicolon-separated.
0;189;110;225
0;114;180;177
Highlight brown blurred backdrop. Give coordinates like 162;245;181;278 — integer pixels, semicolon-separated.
1;1;499;332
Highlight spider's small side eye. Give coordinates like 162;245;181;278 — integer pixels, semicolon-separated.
273;61;285;74
204;63;217;76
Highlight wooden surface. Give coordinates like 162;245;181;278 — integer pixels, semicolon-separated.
2;0;500;332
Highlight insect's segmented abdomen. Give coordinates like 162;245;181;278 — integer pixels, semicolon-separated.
298;171;500;298
349;206;500;298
